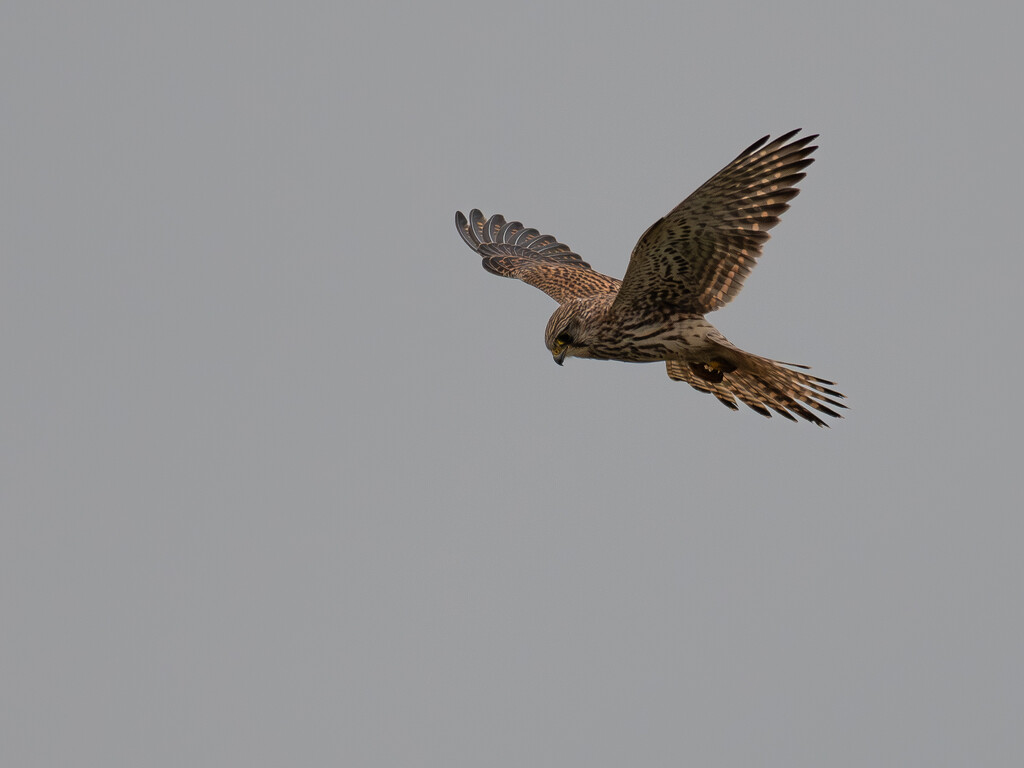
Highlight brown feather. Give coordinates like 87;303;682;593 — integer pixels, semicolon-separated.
614;131;818;315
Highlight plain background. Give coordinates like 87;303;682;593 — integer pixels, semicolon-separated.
3;2;1022;766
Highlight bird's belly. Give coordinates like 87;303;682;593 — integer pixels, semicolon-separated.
594;317;720;362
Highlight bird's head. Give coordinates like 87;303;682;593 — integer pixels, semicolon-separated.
545;303;585;365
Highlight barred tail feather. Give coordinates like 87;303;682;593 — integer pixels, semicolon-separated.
666;354;846;427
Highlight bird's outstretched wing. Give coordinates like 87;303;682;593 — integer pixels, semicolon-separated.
614;130;817;316
456;209;621;304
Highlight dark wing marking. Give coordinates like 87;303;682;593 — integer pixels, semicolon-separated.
665;353;845;427
456;209;621;303
614;130;817;316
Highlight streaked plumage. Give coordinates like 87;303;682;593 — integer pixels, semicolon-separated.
456;130;845;426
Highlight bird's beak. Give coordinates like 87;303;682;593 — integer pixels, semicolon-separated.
553;348;567;366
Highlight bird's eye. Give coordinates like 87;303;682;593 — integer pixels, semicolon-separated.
555;333;572;346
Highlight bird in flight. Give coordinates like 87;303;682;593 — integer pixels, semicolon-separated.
456;130;845;426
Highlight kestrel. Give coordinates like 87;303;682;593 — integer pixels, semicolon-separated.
456;130;845;426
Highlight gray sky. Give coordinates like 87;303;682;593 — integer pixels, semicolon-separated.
3;2;1022;766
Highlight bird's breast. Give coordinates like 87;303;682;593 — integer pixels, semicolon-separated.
587;314;717;363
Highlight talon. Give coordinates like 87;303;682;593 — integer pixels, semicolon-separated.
690;362;725;383
710;356;737;374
